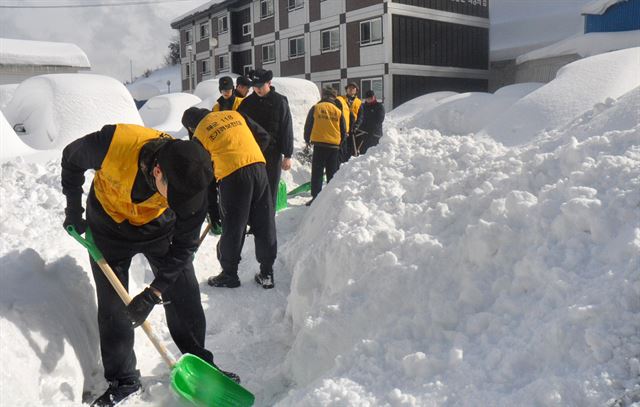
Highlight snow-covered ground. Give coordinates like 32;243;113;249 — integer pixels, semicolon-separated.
1;48;639;407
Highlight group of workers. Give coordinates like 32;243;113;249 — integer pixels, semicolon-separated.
60;68;383;406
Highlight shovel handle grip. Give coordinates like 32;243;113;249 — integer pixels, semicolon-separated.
66;225;176;368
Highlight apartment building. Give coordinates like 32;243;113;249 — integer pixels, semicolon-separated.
171;0;489;110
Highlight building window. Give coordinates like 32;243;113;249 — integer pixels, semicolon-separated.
185;30;192;44
218;16;228;34
260;0;274;18
199;23;209;40
361;77;383;100
321;81;340;93
262;43;276;63
242;23;252;36
321;27;339;52
288;0;303;11
289;36;305;58
183;63;190;79
360;18;382;46
243;65;253;76
201;59;211;75
218;54;230;72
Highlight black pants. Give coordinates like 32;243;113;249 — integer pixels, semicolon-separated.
311;145;340;199
264;148;282;207
89;232;212;383
360;133;380;155
217;163;277;275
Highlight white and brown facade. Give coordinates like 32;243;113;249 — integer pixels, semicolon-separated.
171;0;489;109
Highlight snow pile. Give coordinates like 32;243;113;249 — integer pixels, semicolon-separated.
126;65;181;101
388;84;542;136
280;84;640;406
482;47;640;146
517;30;640;64
194;76;232;100
0;38;90;68
138;92;201;137
3;74;142;150
0;111;36;162
582;0;628;14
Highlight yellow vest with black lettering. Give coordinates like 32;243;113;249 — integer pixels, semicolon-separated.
193;111;266;181
93;124;169;226
213;96;244;112
310;101;342;146
336;96;351;132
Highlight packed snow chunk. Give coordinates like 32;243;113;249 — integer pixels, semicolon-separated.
139;92;201;136
1;111;36;162
493;82;544;98
0;249;100;406
280;93;640;405
481;47;640;146
4;74;142;150
0;83;19;110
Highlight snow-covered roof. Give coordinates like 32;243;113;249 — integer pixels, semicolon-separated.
516;30;640;64
582;0;628;15
170;0;229;27
0;38;90;68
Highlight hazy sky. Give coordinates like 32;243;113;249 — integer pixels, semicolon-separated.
0;0;210;82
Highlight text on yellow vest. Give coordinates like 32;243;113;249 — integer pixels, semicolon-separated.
193;111;266;181
93;124;169;226
310;101;342;146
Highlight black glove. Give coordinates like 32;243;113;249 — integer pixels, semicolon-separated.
125;287;162;328
63;207;87;235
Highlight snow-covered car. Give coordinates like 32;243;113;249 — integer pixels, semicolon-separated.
4;73;142;150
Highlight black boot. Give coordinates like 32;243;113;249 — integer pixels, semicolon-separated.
213;364;241;384
254;265;274;289
208;271;240;288
91;379;141;407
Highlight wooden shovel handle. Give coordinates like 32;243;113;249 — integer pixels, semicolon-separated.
67;226;176;368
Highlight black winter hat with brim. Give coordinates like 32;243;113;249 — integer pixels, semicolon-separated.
219;76;234;91
157;139;213;217
236;76;251;87
249;68;273;86
181;107;211;138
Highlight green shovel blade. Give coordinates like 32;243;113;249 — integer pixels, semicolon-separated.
275;179;288;212
171;354;255;407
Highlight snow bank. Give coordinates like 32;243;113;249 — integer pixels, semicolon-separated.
3;74;142;150
582;0;628;14
517;30;640;64
0;111;36;162
0;38;90;68
194;75;238;100
126;65;181;100
482;47;640;146
280;82;640;406
386;91;457;127
138;92;201;137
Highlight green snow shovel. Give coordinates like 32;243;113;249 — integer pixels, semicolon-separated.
275;179;288;212
66;225;255;407
286;181;312;197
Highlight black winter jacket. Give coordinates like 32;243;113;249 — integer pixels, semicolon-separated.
237;86;294;158
359;101;385;138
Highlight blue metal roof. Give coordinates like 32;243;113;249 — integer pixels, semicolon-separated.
585;0;640;32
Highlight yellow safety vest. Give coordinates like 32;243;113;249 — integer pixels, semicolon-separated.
350;97;362;121
193;111;266;181
213;96;244;112
310;101;342;146
336;96;351;132
93;124;169;226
